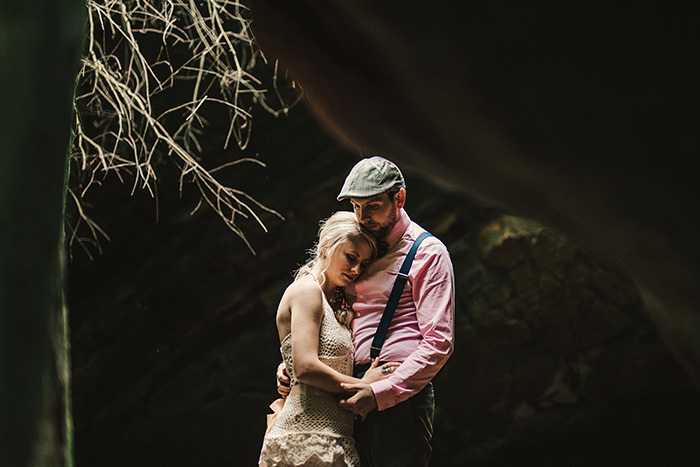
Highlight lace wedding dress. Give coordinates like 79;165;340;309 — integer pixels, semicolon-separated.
259;294;359;466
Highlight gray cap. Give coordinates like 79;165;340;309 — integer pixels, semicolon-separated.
337;156;405;201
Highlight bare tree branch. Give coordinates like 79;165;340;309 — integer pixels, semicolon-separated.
70;0;302;256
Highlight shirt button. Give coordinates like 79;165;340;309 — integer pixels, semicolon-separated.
359;295;364;300
356;312;362;317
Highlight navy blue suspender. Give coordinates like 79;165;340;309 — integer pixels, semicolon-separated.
369;231;432;360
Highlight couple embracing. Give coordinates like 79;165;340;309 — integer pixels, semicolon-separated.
259;156;455;466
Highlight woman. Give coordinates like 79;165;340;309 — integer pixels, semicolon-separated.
259;211;399;466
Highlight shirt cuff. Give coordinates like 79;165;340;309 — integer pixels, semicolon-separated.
369;379;397;411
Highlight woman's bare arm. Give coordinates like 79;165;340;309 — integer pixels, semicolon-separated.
288;280;360;394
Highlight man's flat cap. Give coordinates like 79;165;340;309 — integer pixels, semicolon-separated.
337;156;405;201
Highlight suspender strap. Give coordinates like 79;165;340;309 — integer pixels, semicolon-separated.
370;231;432;359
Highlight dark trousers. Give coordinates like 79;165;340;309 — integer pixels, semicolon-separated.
353;383;434;467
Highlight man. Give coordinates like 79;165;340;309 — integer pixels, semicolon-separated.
279;156;455;466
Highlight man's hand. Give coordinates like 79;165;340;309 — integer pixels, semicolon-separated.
338;382;378;416
361;360;400;384
276;362;291;398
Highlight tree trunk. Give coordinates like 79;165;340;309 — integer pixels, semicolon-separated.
0;1;86;465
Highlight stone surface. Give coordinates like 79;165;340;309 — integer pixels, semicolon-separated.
435;214;699;465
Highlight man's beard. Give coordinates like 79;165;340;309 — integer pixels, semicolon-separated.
367;209;399;239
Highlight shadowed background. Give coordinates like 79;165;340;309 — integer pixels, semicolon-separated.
68;104;699;466
63;1;700;466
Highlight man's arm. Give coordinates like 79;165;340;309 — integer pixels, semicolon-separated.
369;240;455;411
276;362;290;398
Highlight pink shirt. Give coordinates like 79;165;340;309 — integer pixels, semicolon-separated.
346;209;455;411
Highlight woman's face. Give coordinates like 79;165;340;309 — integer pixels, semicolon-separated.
325;237;373;289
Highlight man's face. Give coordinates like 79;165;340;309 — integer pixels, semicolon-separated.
350;190;404;239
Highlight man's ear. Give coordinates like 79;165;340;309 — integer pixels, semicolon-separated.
395;188;406;209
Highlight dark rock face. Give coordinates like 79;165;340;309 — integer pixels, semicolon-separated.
68;106;699;466
436;215;699;465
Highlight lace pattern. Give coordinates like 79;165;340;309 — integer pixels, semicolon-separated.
279;303;354;388
259;432;359;467
259;296;358;466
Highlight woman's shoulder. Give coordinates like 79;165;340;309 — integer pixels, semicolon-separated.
283;274;323;305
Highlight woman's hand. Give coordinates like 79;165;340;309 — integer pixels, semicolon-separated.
360;359;400;384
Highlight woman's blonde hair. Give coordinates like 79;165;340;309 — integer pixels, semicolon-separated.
295;211;378;329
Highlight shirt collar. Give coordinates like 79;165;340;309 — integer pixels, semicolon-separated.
383;209;411;249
